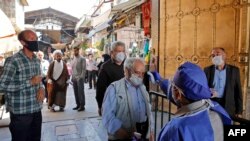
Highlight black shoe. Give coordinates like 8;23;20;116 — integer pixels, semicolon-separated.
78;107;85;111
73;107;79;110
59;108;64;112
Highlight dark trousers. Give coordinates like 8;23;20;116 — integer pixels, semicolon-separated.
42;77;48;100
72;78;85;108
109;120;149;141
9;111;42;141
88;70;96;89
85;71;88;83
212;97;225;107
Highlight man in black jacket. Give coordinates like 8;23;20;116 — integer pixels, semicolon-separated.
96;41;126;116
204;47;243;118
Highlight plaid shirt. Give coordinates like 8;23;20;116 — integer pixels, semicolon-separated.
0;50;43;114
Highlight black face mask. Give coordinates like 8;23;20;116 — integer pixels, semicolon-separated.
24;40;39;52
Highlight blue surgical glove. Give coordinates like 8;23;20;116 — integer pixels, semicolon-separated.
159;79;169;94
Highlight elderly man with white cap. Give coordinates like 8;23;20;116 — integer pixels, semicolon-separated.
47;50;69;112
149;62;232;141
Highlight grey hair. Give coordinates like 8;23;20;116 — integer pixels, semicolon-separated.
110;41;125;51
37;51;44;57
124;57;145;70
53;50;63;56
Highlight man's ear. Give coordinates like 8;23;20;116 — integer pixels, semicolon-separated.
110;51;114;58
125;68;131;78
19;40;26;46
175;91;182;100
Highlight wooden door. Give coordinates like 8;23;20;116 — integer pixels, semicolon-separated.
155;0;249;116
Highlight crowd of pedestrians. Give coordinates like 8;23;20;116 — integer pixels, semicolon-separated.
0;29;245;141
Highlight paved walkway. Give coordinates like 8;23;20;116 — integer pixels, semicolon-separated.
0;85;107;141
0;85;169;141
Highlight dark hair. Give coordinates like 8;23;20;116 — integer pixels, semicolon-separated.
102;54;111;62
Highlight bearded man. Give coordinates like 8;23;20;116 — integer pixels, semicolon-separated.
47;50;69;112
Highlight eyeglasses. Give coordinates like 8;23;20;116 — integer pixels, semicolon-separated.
170;79;184;95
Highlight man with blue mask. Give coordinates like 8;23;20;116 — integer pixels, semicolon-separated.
96;41;126;116
0;29;44;141
102;57;154;141
149;62;232;141
204;47;243;118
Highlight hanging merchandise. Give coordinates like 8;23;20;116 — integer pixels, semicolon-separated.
143;39;149;57
145;51;150;65
142;1;151;36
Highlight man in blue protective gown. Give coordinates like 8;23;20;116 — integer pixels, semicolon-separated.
149;62;232;141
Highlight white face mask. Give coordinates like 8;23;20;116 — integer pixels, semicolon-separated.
212;55;224;66
115;52;125;62
130;74;143;86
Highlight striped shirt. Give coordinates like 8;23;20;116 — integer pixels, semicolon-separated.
0;50;43;114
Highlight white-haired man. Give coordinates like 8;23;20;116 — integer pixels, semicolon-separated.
102;57;154;141
37;51;50;102
47;50;69;112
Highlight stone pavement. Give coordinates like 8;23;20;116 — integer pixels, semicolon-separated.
0;85;108;141
0;84;169;141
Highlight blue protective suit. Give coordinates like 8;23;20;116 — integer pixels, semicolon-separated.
158;108;215;141
149;63;232;141
157;100;231;141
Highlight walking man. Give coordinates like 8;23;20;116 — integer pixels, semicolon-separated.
47;50;69;112
86;53;97;89
37;51;50;102
96;41;126;115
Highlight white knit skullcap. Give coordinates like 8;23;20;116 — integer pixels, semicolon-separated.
53;50;63;56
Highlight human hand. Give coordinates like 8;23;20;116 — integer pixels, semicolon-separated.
149;131;155;141
31;75;42;85
37;88;45;103
235;114;242;118
210;88;218;98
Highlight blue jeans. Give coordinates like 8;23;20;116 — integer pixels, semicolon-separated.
9;111;42;141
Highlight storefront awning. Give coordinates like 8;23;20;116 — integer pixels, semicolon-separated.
87;20;111;38
110;0;146;15
75;17;91;33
